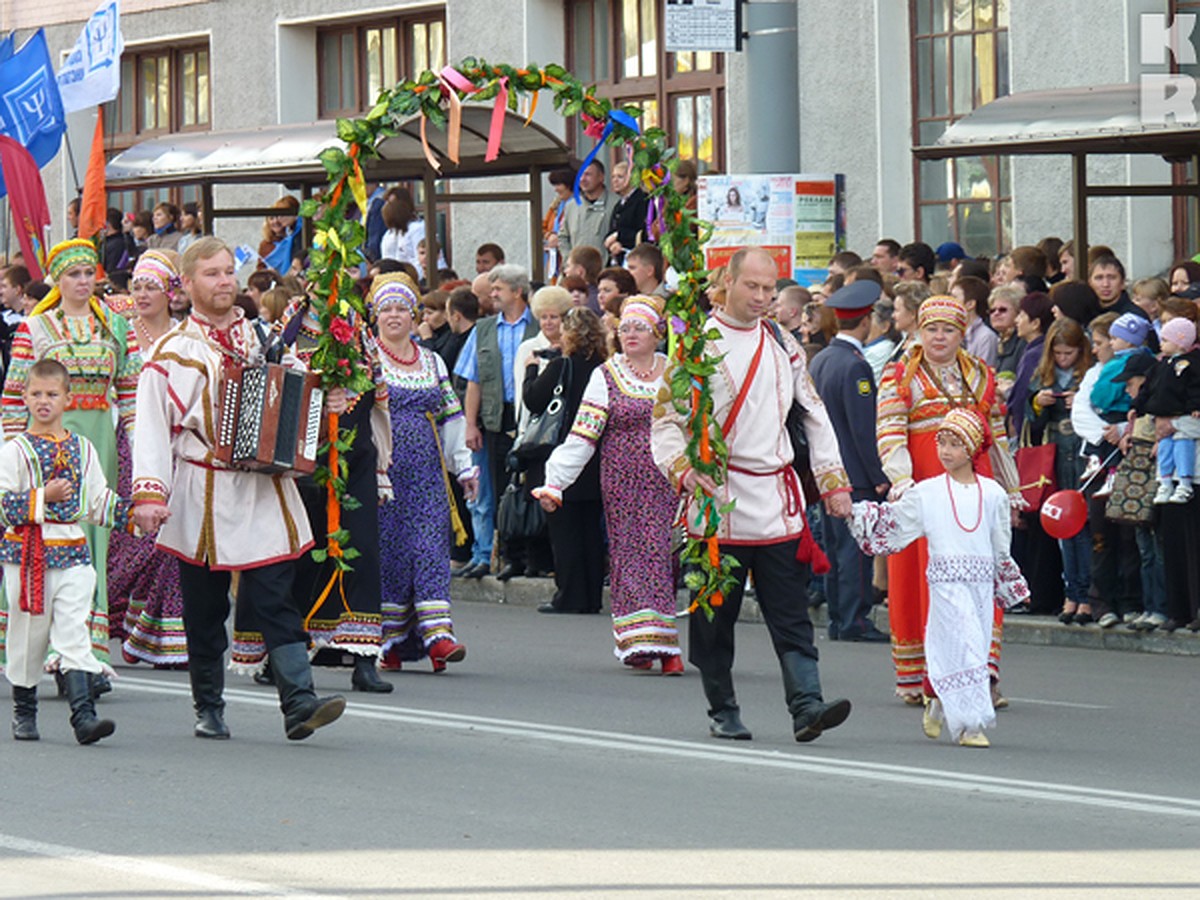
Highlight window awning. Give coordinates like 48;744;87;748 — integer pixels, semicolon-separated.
105;106;571;187
103;107;572;283
912;82;1200;160
911;83;1200;258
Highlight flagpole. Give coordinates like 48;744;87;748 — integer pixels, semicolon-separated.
2;197;9;262
63;128;83;197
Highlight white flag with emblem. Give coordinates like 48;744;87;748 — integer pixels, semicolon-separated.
56;0;124;114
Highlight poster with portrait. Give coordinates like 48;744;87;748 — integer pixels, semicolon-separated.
699;173;845;286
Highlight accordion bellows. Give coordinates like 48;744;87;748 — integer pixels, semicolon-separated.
216;364;324;474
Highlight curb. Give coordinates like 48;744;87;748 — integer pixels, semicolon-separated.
450;576;1200;658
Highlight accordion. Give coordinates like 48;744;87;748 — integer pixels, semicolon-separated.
215;364;325;474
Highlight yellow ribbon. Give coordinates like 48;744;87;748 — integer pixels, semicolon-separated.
426;411;468;546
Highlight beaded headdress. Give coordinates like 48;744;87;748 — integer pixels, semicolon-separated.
368;273;420;313
917;294;967;333
938;406;988;458
619;294;666;336
131;250;181;295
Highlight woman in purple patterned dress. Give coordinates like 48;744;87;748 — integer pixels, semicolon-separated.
107;250;188;667
535;295;682;673
374;274;479;672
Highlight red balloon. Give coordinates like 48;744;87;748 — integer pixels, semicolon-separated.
1040;489;1088;539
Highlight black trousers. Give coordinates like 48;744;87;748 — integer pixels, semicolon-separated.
1087;497;1142;616
180;559;307;663
546;499;605;612
689;539;816;680
1158;500;1200;622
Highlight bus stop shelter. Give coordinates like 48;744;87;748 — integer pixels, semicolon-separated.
105;106;572;282
912;82;1200;256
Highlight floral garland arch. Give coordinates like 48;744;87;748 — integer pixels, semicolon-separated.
302;58;739;618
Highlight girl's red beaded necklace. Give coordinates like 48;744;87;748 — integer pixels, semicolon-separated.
946;473;983;532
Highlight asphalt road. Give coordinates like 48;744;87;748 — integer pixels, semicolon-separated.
3;600;1200;899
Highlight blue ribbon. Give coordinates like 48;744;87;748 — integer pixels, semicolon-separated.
573;108;640;204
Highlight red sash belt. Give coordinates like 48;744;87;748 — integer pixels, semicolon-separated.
15;524;45;615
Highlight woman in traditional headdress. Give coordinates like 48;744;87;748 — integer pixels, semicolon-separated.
0;238;142;680
373;273;478;672
107;249;188;667
875;295;1019;706
534;295;683;671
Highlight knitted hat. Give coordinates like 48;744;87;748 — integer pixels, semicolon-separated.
1018;290;1055;336
619;294;666;336
917;294;967;332
1110;312;1150;347
938;406;988;458
47;238;99;281
368;273;420;312
1161;316;1197;351
131;249;181;295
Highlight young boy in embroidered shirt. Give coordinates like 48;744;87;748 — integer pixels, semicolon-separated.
2;359;131;744
848;407;1029;748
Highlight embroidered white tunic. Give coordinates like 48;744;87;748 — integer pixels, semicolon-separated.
651;312;850;545
131;311;313;570
849;474;1029;739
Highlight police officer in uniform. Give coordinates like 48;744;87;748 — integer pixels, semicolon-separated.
809;280;891;642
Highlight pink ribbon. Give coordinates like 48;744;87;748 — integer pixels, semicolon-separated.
434;67;507;164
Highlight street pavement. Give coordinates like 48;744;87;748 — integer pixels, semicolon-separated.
3;599;1200;899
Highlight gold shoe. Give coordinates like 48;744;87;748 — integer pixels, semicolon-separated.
900;692;924;707
959;730;990;748
922;697;942;740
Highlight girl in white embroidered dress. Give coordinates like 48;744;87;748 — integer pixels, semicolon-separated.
848;407;1029;748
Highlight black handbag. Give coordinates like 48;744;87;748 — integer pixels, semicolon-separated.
511;357;574;464
496;473;546;541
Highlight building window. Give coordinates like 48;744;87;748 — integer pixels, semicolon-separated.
104;43;210;149
317;12;446;119
911;0;1010;257
1170;1;1200;261
566;0;725;172
102;43;210;214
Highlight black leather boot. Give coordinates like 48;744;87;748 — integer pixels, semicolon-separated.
64;670;115;745
700;669;752;740
269;643;346;740
11;685;38;741
350;655;393;693
190;658;230;739
779;651;851;743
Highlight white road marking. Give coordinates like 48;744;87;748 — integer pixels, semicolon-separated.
116;676;1200;820
0;833;348;899
1005;696;1109;709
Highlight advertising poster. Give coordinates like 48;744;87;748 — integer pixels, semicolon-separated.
699;173;845;286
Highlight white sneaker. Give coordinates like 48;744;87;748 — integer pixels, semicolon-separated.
1122;611;1141;624
1141;612;1169;631
1080;454;1103;484
1097;612;1120;629
1153;482;1174;505
1093;473;1116;499
1127;611;1151;630
1170;482;1194;504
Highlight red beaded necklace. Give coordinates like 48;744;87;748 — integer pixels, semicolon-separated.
946;473;983;532
379;338;420;366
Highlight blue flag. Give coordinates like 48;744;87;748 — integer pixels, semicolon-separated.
263;228;296;274
0;30;65;198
